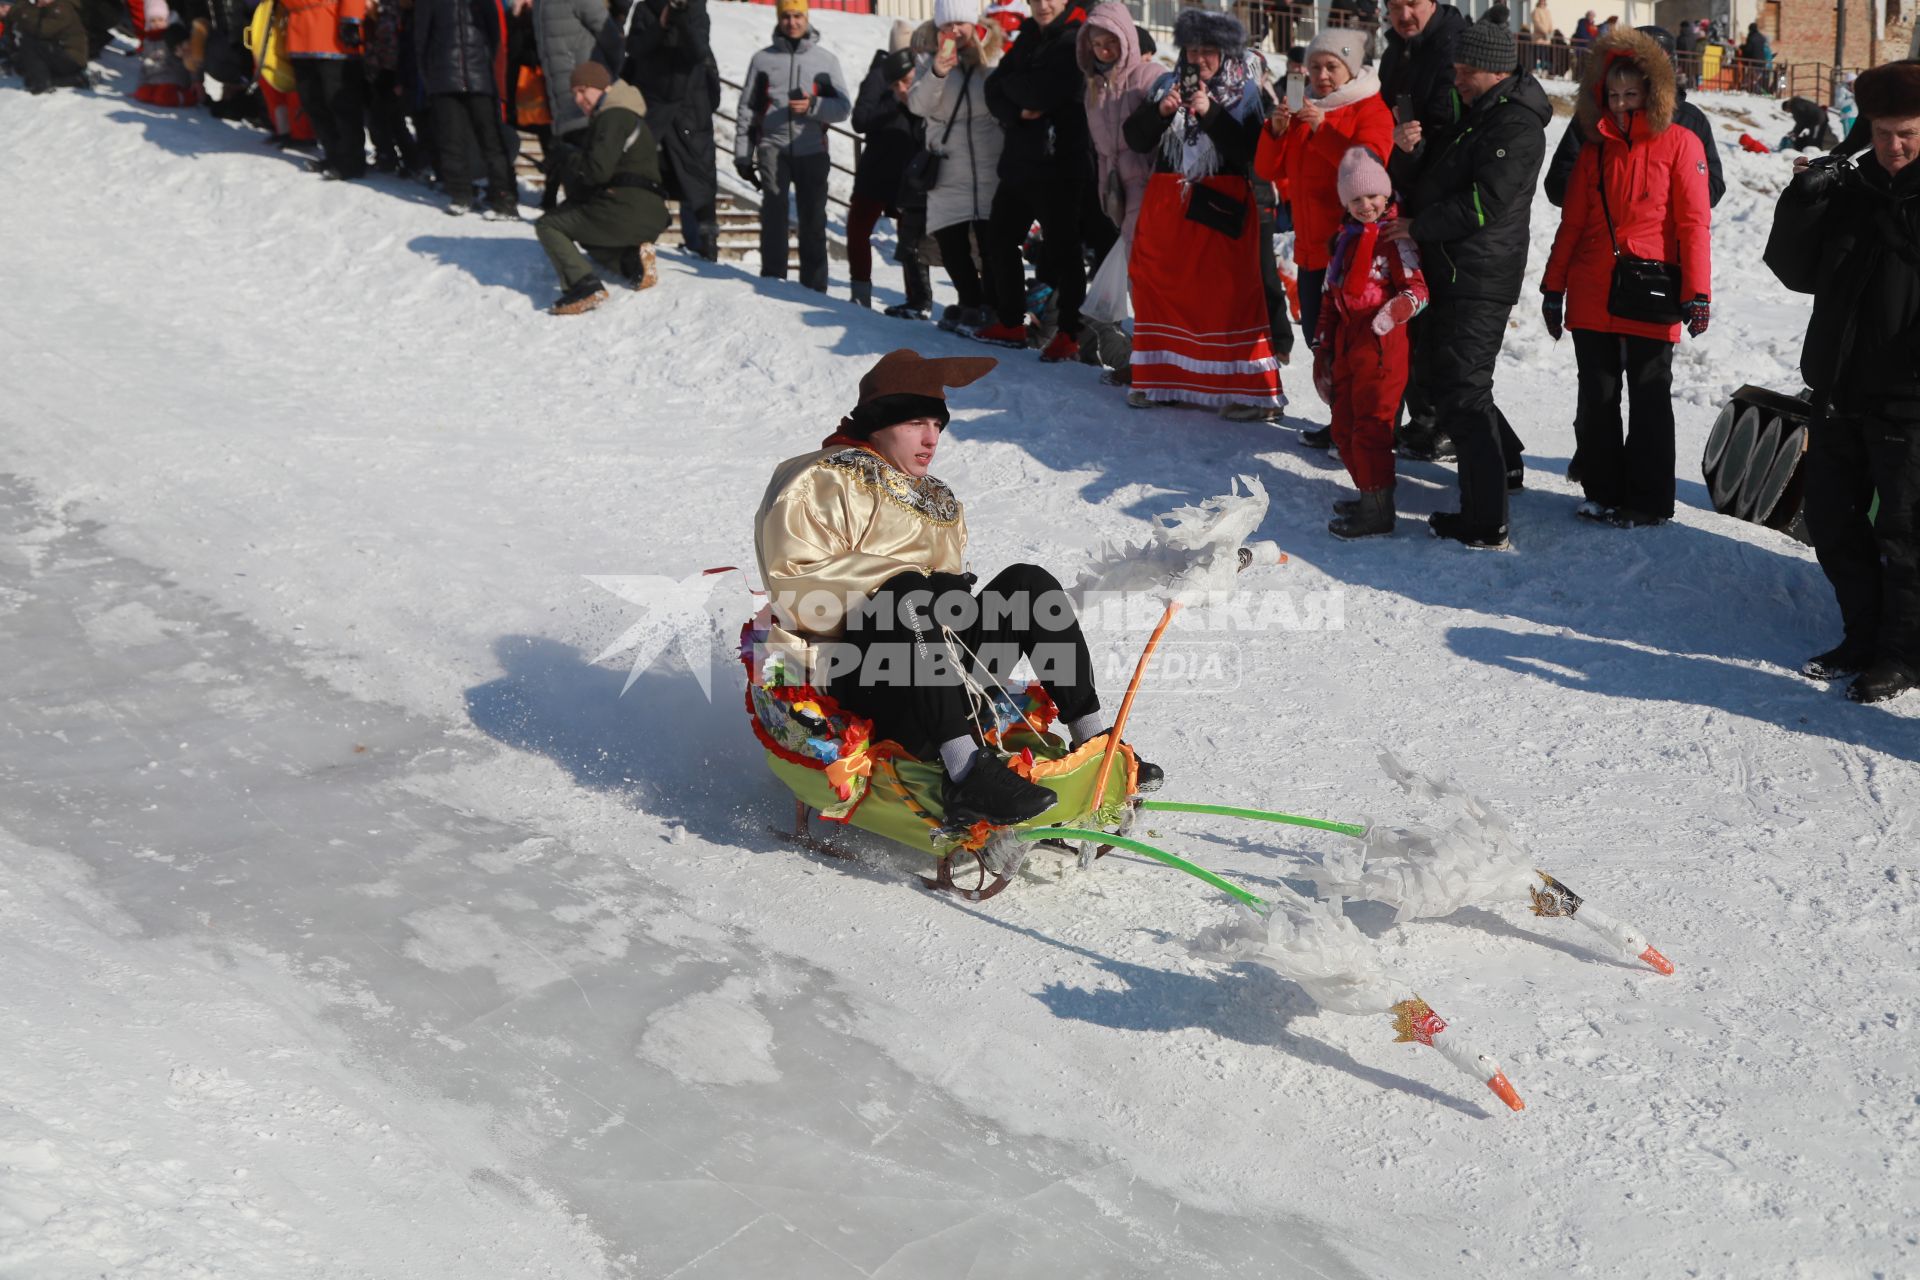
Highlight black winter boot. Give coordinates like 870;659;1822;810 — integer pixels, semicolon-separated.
1802;639;1875;681
1329;489;1396;539
1847;660;1918;704
1429;511;1509;550
943;754;1057;827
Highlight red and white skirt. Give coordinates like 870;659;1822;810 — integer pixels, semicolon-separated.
1128;173;1284;410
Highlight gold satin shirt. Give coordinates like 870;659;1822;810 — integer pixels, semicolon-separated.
755;445;969;638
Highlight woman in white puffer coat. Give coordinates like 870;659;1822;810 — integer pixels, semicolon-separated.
906;0;1005;330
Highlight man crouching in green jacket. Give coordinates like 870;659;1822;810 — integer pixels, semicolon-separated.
538;62;674;316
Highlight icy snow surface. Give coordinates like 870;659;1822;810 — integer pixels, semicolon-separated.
2;9;1918;1277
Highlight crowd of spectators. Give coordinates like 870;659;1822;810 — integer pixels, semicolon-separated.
6;0;1916;704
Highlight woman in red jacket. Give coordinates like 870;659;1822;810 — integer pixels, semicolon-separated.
1541;28;1711;528
1254;27;1391;449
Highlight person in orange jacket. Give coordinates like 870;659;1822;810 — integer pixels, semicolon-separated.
1541;26;1711;528
284;0;370;177
1253;26;1391;447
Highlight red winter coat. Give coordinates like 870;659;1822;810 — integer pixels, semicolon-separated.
1542;29;1712;342
1254;71;1394;271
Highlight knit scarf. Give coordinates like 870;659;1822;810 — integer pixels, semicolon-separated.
1332;199;1400;310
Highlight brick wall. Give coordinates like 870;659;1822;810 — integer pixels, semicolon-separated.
1772;0;1879;71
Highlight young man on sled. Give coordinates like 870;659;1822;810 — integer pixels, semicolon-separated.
753;348;1163;829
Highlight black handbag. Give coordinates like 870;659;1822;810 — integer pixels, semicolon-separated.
1184;180;1249;237
903;69;969;198
1596;144;1684;325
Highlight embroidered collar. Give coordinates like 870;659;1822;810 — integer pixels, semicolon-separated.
819;447;961;525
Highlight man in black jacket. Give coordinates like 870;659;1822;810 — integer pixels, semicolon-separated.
1384;11;1548;548
850;40;933;316
625;0;720;259
1765;60;1920;704
972;0;1093;360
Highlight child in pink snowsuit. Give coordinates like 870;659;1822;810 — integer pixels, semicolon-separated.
1313;147;1427;539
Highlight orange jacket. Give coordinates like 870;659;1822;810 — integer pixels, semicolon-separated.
1255;78;1394;272
283;0;365;58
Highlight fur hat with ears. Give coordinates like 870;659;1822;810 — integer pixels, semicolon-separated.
1855;60;1920;121
839;350;998;438
1336;146;1392;205
1172;6;1245;56
1304;28;1365;81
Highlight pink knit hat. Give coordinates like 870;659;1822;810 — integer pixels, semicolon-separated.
1336;147;1392;205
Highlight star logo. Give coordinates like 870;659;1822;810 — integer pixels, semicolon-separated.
585;571;729;699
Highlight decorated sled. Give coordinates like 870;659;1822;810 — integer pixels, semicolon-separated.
730;479;1674;1113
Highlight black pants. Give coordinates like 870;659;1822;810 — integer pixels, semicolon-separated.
291;56;367;177
1298;266;1327;348
986;176;1087;334
1572;329;1677;518
1426;298;1519;529
1256;209;1294;362
758;147;830;291
934;220;990;309
894;205;934;310
432;91;514;209
827;565;1099;759
364;67;421;170
15;34;86;93
1803;415;1920;664
655;105;719;259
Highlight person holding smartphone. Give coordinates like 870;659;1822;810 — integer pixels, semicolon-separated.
733;0;850;292
1253;29;1392;447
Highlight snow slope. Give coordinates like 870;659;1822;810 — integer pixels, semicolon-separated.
2;9;1916;1276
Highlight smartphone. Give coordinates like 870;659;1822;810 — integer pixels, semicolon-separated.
1394;92;1414;124
939;33;956;59
1178;63;1201;96
1285;71;1306;112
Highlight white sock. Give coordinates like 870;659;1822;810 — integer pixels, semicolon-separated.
1068;714;1106;748
940;736;980;782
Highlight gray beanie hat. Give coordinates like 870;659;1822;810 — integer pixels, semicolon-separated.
1455;11;1517;73
1304;29;1365;81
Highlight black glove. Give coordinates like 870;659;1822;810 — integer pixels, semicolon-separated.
338;16;363;51
1683;296;1710;338
1541;291;1564;341
734;155;759;186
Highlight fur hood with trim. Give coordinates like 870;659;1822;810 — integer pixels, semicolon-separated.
1575;27;1676;141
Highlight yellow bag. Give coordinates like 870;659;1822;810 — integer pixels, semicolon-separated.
244;2;295;93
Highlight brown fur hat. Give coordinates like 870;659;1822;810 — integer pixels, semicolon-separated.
1855;60;1920;121
1575;26;1676;141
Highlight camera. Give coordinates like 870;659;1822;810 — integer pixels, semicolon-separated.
1798;150;1857;197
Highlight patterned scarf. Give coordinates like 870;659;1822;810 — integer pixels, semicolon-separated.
1159;50;1262;180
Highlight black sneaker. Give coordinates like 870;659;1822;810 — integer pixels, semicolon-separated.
1846;659;1917;703
1507;465;1525;492
1298;426;1333;450
1429;511;1509;549
1802;640;1875;681
943;754;1057;827
883;302;931;320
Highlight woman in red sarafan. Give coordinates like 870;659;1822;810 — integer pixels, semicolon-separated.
1542;26;1712;528
1121;7;1283;422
